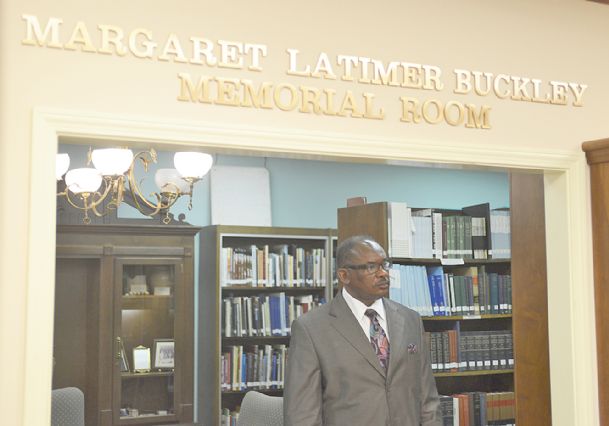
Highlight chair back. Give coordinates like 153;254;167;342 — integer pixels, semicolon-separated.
51;387;85;426
237;390;283;426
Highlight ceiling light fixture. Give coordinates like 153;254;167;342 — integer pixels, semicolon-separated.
56;147;213;224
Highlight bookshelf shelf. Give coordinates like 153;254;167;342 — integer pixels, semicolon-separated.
434;369;514;378
222;286;326;294
222;336;291;345
118;414;175;425
121;371;174;379
423;314;512;321
221;389;284;397
198;225;336;425
121;295;173;310
390;257;511;266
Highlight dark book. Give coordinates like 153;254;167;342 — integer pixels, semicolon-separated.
442;332;451;372
459;330;468;372
428;332;438;371
462;202;492;259
439;395;454;426
468;392;476;426
490;332;500;370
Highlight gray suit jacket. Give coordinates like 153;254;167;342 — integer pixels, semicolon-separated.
284;292;442;426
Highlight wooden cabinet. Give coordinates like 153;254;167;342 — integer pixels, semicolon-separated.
55;224;199;426
197;225;335;425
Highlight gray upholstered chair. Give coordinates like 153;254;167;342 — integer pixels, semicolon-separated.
237;390;283;426
51;387;85;426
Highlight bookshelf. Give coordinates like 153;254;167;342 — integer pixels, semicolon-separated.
582;138;609;426
197;225;336;425
337;172;551;425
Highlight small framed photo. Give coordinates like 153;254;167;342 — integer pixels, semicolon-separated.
120;340;130;372
132;346;151;372
153;339;175;370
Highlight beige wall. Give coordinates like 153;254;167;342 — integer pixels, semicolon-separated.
2;0;608;424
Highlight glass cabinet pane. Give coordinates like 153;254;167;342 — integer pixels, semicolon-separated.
118;262;178;421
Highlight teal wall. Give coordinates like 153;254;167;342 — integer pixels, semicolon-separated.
59;145;509;228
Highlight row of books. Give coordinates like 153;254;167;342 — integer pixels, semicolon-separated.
221;408;239;426
222;294;325;337
440;392;515;426
220;245;327;287
388;202;511;260
390;265;512;317
220;344;287;392
426;330;514;373
220;393;515;426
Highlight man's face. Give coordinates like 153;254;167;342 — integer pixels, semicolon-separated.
339;242;390;306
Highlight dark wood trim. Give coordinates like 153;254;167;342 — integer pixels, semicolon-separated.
510;172;552;425
581;138;609;426
582;138;609;165
111;246;185;256
57;224;200;237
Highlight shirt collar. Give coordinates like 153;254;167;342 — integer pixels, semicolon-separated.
342;287;386;322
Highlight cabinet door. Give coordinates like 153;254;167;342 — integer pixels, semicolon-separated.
113;258;184;425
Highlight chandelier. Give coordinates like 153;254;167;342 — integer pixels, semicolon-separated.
56;147;213;224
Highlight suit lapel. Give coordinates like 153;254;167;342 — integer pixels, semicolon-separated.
329;292;386;378
385;299;407;377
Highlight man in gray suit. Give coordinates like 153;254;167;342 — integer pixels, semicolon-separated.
284;235;441;426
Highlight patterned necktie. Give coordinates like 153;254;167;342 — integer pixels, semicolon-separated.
365;309;390;371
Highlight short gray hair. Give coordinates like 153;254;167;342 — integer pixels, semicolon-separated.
336;235;383;268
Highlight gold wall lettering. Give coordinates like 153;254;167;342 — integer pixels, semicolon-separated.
21;14;589;130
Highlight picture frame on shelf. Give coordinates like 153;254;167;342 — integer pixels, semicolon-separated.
153;339;175;370
120;339;130;372
132;346;151;372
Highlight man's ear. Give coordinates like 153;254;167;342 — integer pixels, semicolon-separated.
337;268;350;284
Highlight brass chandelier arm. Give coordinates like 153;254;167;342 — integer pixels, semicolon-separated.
126;150;165;214
61;179;113;216
126;149;185;217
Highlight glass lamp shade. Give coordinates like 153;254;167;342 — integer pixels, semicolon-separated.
155;168;191;194
174;152;213;179
65;168;103;194
56;153;70;180
91;148;134;176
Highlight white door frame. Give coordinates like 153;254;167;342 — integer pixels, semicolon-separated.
26;107;597;426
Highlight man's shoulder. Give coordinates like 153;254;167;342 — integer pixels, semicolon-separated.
293;300;331;326
301;301;332;320
384;297;421;320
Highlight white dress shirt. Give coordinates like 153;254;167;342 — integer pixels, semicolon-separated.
342;288;390;342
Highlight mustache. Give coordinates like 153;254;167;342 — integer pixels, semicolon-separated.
376;279;390;286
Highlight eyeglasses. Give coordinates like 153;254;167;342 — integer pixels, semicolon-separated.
343;259;392;275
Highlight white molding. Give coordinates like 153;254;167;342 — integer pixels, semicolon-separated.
25;111;61;426
26;108;598;426
566;158;598;424
544;161;598;426
40;107;579;170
